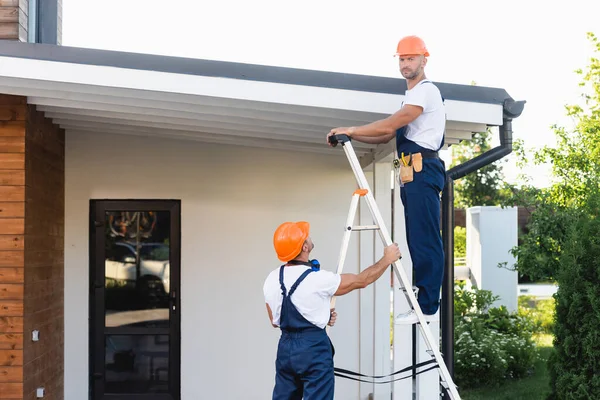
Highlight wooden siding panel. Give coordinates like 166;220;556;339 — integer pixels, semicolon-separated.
0;97;24;400
0;137;24;153
0;106;26;121
0;382;22;398
0;171;25;185
0;97;25;107
0;203;24;218
0;219;23;235
0;268;23;283
0;350;22;366
0;365;22;382
0;121;25;137
0;187;23;202
0;334;21;350
0;7;18;22
0;22;18;40
0;318;22;333
0;285;23;300
0;252;23;267
0;154;24;170
0;302;22;317
0;236;23;251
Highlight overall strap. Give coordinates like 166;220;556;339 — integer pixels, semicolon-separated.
421;80;446;151
396;79;446;156
279;265;287;297
288;269;313;297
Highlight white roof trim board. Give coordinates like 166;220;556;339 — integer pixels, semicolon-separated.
0;42;517;163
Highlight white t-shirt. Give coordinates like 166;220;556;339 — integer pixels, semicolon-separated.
263;265;341;329
402;80;446;151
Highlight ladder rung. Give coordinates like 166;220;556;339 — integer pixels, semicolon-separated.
350;225;380;231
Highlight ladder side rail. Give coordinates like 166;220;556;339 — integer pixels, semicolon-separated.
329;135;461;400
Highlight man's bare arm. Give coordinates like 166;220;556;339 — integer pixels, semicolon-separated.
328;105;423;143
265;303;278;328
351;132;396;145
334;244;401;296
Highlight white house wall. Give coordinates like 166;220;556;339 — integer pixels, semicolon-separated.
63;130;385;399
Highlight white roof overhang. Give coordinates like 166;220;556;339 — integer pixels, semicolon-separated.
0;43;515;166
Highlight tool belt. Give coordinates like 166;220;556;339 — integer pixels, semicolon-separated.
393;151;438;185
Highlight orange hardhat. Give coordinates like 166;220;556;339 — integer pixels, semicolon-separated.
395;36;430;57
273;221;310;262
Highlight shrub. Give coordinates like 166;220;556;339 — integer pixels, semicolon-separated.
454;226;467;258
547;193;600;399
455;319;507;387
454;282;538;389
519;295;556;334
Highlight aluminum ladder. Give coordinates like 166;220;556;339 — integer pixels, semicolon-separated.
328;134;461;400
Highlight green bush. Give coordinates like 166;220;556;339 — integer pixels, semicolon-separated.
455;320;508;387
454;226;467;258
547;193;600;400
454;282;538;389
519;296;556;334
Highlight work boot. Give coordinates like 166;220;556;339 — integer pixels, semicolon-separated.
395;309;439;325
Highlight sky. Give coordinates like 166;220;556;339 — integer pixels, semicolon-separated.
62;0;600;187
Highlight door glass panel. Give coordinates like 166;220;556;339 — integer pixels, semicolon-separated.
105;211;171;328
105;334;170;393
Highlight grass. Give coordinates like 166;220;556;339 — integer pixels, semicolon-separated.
461;334;554;400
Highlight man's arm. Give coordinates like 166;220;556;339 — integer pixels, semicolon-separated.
328;105;423;144
265;303;278;328
334;244;401;296
351;132;396;145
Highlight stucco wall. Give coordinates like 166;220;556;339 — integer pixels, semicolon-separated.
64;131;370;399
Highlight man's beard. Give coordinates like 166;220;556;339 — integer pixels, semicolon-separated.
402;69;420;80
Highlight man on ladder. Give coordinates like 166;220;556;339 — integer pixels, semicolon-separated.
327;35;446;324
263;221;401;399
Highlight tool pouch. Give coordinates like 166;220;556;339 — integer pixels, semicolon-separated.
412;153;423;172
393;154;414;186
400;163;413;184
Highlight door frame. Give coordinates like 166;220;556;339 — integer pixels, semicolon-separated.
89;199;181;400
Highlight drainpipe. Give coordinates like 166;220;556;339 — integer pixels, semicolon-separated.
440;98;525;383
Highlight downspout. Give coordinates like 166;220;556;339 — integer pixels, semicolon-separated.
440;98;525;383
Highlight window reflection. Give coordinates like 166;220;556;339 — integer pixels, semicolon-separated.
104;211;171;328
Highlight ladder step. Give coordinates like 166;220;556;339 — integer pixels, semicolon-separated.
350;225;380;231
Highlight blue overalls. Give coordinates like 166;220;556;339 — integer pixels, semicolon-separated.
396;81;446;315
272;266;335;400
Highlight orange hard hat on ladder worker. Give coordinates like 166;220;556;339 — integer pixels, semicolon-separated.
394;35;430;57
273;221;310;262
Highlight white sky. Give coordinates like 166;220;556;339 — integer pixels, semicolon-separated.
62;0;599;187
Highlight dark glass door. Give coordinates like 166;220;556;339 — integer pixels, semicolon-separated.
90;200;181;400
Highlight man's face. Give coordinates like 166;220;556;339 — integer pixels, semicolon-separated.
399;55;426;80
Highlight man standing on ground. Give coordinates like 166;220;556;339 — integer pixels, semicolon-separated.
327;35;446;324
264;221;401;399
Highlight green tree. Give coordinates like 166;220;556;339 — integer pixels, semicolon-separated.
450;129;511;208
505;32;600;399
